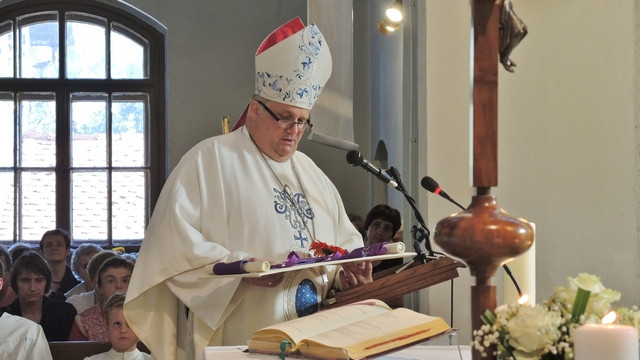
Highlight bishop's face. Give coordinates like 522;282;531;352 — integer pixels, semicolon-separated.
246;99;310;162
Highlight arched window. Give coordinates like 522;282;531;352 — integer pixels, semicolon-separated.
0;0;166;247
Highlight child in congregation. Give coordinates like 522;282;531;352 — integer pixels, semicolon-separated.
84;292;153;360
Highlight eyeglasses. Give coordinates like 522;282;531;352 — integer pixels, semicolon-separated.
255;99;313;131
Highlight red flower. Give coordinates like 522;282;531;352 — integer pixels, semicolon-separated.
310;241;347;257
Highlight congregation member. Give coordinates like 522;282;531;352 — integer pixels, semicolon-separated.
84;292;154;360
8;241;33;263
0;246;18;307
70;256;133;341
2;250;77;341
125;17;372;360
364;204;403;273
66;243;103;298
0;259;53;360
67;250;118;314
40;228;80;297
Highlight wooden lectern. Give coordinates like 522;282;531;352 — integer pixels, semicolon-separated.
324;255;465;309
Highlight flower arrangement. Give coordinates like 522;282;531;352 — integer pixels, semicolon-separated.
472;273;640;360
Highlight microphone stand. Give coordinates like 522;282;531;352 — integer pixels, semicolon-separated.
385;167;438;264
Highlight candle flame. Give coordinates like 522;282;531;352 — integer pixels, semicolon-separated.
602;310;616;324
517;294;529;305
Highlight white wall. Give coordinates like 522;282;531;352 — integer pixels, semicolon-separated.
424;0;639;344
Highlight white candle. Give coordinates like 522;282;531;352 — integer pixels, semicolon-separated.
503;223;536;305
574;323;639;360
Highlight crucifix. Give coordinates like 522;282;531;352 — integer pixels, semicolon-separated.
433;1;533;360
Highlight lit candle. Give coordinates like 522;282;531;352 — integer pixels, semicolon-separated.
574;320;638;360
503;223;536;305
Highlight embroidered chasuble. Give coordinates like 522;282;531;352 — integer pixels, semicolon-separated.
124;126;363;360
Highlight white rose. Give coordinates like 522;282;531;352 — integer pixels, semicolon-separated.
506;305;562;356
568;273;607;293
567;273;621;318
588;288;621;318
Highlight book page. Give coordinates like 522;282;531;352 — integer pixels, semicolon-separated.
250;299;392;347
299;308;450;359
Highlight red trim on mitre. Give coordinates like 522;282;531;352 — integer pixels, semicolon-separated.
255;17;305;56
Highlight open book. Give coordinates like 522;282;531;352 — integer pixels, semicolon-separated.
247;299;451;360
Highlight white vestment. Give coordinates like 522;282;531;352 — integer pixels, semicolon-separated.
124;126;363;360
0;312;53;360
84;348;154;360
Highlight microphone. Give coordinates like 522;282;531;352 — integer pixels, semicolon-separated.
307;130;359;152
420;176;466;210
346;150;398;188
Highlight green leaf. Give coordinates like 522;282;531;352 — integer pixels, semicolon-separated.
481;309;496;326
571;288;591;321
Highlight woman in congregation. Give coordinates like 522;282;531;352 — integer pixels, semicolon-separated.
65;243;103;298
1;250;77;341
69;255;134;341
363;204;403;274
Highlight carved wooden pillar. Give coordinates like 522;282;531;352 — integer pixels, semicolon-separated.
433;1;534;359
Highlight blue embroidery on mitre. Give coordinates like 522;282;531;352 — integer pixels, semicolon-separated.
295;278;319;317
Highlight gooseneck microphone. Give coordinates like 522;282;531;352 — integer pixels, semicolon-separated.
420;176;466;210
421;175;523;298
346;150;398;188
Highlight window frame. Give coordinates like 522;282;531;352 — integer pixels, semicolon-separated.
0;0;167;247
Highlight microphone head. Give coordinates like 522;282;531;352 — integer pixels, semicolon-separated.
420;176;440;193
346;150;364;166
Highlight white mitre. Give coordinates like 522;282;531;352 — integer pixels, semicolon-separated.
231;17;332;131
255;17;332;109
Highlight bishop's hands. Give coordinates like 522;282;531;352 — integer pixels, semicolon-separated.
339;260;373;290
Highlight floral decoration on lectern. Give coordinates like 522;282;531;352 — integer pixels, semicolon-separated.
309;240;347;257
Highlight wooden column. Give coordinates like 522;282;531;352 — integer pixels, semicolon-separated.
433;2;534;360
472;0;499;189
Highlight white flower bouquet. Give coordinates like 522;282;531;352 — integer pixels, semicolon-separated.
472;273;640;360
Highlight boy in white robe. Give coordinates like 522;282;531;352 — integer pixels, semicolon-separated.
124;17;372;360
84;292;153;360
